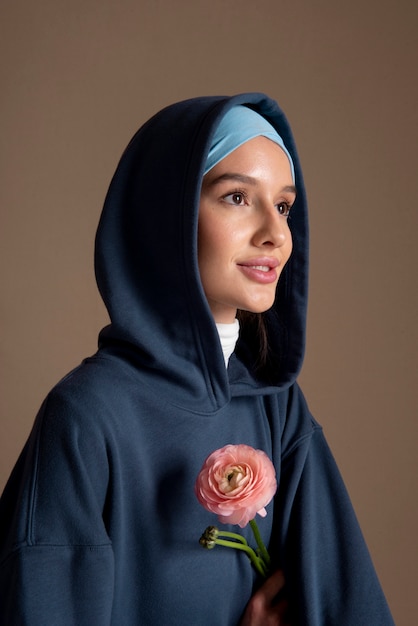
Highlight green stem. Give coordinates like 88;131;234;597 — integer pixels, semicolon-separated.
249;519;271;568
216;530;248;545
214;538;267;578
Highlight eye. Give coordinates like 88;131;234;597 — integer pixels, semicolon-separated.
276;202;292;217
223;192;247;206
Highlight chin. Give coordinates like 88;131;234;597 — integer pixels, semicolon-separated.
242;301;275;315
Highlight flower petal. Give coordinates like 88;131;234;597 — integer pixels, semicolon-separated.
195;444;277;527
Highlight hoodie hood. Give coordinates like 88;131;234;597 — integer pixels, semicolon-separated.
95;93;309;412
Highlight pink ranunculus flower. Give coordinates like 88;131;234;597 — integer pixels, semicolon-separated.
194;444;277;528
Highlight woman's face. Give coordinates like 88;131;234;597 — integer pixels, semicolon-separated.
198;136;295;323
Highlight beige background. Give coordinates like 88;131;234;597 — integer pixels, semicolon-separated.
1;1;417;623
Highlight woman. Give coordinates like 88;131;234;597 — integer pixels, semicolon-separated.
0;94;394;624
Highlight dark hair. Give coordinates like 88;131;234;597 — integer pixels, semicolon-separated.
236;310;269;369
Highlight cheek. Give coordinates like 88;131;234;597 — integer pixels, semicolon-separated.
197;215;226;281
197;222;218;266
198;215;238;262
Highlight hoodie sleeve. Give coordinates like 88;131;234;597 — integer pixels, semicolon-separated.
274;385;395;625
0;391;115;626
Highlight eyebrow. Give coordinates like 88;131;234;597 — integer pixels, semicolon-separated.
204;172;296;195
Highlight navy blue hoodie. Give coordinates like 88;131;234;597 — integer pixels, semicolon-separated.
0;94;394;625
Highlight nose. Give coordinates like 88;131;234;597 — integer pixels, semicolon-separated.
252;206;291;248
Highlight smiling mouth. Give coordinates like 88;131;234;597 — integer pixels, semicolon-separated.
237;262;279;284
249;265;270;272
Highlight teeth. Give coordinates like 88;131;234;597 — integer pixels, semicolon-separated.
251;265;270;271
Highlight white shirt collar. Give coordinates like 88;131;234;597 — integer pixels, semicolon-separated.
215;319;240;367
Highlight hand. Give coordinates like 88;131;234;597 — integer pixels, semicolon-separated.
239;569;291;626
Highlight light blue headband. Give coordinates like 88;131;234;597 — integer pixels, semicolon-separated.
204;105;295;182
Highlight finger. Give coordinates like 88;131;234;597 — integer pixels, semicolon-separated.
242;595;290;626
272;596;291;625
257;569;286;606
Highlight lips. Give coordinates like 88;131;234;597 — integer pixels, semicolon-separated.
238;257;280;270
237;257;280;284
